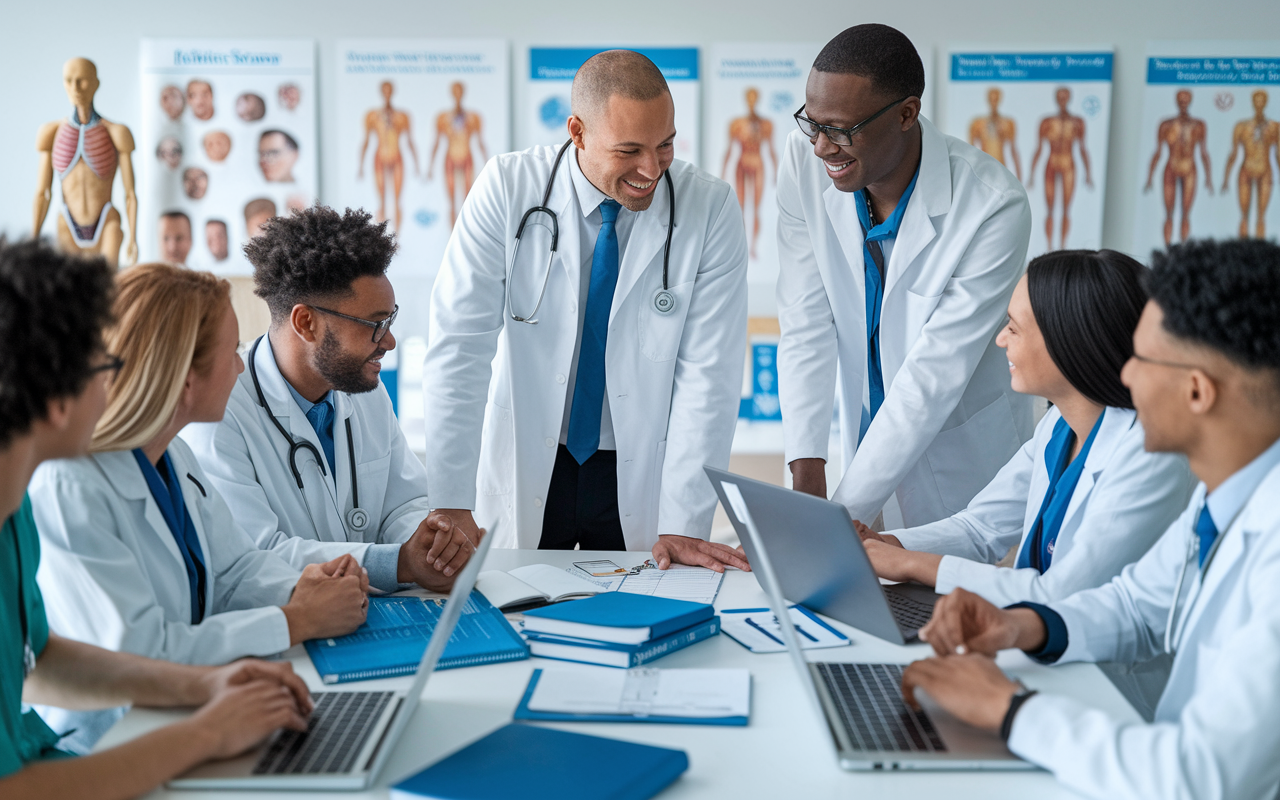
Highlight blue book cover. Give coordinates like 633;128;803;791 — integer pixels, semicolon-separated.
521;592;713;640
512;668;748;726
390;723;688;800
523;617;721;668
305;591;527;684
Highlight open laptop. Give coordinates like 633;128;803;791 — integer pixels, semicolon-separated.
168;529;496;791
706;466;939;645
714;470;1032;771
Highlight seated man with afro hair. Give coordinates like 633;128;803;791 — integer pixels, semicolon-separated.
183;205;475;593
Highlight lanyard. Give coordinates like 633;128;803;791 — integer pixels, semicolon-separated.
10;521;36;678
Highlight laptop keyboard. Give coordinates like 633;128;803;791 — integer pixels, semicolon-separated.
885;591;935;633
816;663;946;752
252;691;394;775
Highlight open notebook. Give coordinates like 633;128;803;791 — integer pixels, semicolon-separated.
476;564;602;611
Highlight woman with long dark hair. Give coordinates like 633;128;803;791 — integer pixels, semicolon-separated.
860;250;1195;605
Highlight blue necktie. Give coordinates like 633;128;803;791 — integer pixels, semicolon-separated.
306;399;337;474
567;199;621;465
1195;505;1219;568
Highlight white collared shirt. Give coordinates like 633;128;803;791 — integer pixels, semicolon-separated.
556;150;639;451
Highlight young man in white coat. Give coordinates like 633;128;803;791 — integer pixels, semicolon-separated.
423;51;750;570
777;24;1034;528
183;206;471;593
902;239;1280;800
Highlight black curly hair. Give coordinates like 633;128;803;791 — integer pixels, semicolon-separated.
243;205;398;321
1146;239;1280;378
0;238;115;447
1027;249;1147;409
812;24;925;101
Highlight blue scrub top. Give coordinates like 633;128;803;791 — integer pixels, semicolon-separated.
1;496;69;777
1016;410;1106;573
133;449;208;624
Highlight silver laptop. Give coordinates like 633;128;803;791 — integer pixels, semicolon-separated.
706;466;939;645
710;468;1032;771
168;530;496;791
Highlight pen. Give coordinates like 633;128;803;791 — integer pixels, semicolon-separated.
745;617;785;646
794;624;819;643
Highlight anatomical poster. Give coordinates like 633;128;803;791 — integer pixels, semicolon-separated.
335;39;509;344
139;39;317;273
706;42;818;317
1134;43;1280;258
947;48;1113;259
519;46;700;166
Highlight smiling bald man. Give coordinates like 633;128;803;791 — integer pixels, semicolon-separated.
424;50;750;571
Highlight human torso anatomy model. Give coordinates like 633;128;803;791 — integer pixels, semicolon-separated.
33;58;137;267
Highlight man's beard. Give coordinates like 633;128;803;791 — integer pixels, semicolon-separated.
314;328;383;394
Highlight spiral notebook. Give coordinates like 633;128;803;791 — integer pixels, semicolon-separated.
305;591;528;684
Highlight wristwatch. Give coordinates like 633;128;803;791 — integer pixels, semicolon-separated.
1000;681;1039;742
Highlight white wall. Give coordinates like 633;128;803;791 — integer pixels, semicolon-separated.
2;0;1279;261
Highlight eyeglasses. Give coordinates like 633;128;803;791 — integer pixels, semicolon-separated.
311;304;399;344
90;354;125;377
794;96;911;146
1130;352;1205;371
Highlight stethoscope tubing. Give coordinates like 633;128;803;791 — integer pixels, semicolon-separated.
247;336;367;533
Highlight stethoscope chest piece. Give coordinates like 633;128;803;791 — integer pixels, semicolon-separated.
346;506;370;534
652;289;676;315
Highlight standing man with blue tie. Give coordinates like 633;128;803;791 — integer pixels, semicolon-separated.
424;50;750;570
776;24;1034;529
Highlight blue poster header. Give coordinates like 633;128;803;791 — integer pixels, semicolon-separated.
951;52;1112;82
1147;57;1280;85
530;47;698;81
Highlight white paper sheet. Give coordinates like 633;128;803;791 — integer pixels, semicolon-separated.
527;667;750;718
720;606;850;653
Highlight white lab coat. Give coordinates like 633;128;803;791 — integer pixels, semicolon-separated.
776;117;1035;527
424;146;748;550
1008;463;1280;799
894;407;1195;606
181;335;432;569
30;439;298;664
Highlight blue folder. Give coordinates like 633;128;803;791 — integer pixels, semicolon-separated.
513;668;749;726
521;592;714;640
305;592;527;684
390;723;688;800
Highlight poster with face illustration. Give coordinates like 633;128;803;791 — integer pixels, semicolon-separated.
139;39;317;273
518;46;700;167
1134;42;1280;258
333;39;509;347
946;47;1114;259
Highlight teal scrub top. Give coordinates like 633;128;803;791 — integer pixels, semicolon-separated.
1;495;66;778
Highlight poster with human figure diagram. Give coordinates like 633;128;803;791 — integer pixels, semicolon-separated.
139;39;317;273
334;39;509;347
1134;42;1280;258
946;47;1113;260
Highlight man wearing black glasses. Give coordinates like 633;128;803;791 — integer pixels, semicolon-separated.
183;205;472;595
776;24;1035;533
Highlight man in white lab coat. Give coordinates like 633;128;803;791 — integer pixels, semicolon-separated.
423;51;749;570
902;239;1280;800
183;206;468;593
777;24;1034;528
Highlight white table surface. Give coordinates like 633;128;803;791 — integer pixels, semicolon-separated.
97;549;1140;799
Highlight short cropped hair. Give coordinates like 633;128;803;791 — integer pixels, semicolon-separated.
572;50;670;121
260;129;298;151
245;205;397;320
160;209;190;226
0;238;114;447
1027;249;1148;409
1147;239;1280;374
813;24;926;100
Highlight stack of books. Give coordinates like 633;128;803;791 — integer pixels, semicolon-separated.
520;593;720;668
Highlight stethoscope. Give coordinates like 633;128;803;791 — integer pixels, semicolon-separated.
1163;501;1227;654
248;336;370;534
506;139;677;324
11;525;35;678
